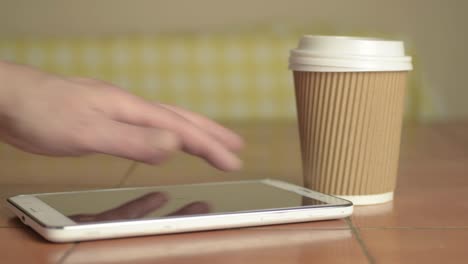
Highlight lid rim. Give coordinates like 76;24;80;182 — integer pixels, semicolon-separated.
288;65;413;72
290;56;412;63
290;50;412;61
290;35;413;72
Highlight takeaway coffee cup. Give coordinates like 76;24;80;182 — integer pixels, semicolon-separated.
289;35;412;205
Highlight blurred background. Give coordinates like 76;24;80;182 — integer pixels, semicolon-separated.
1;0;467;122
1;3;467;260
0;0;467;187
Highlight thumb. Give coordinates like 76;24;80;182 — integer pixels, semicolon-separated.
86;120;181;164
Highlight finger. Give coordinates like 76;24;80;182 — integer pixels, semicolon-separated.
68;192;168;222
82;119;180;164
158;103;244;151
102;94;242;171
166;201;211;217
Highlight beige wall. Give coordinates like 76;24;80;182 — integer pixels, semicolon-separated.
1;0;467;120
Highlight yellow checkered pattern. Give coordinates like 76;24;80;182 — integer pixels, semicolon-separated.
0;32;300;120
0;30;427;121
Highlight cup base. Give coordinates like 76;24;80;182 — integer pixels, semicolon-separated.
335;192;393;206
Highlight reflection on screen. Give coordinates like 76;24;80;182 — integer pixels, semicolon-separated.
36;182;328;224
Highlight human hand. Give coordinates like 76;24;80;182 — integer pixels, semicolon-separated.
0;61;243;171
69;192;210;223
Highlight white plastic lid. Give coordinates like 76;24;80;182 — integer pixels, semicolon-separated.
289;35;413;72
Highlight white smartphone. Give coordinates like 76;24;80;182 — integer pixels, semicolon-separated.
7;179;353;243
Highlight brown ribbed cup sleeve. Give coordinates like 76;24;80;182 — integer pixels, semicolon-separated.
293;71;407;196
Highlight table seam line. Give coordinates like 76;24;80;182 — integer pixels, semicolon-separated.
346;217;375;264
115;162;138;187
57;242;79;264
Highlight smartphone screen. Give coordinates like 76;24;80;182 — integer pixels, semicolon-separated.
32;181;339;224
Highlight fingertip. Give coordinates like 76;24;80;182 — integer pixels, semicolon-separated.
228;156;243;171
216;154;243;172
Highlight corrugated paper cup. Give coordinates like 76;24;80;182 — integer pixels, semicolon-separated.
289;36;412;205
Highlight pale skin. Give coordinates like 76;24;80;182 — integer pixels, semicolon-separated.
0;60;244;171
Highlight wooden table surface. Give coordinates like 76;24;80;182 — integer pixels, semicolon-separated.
1;120;467;264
